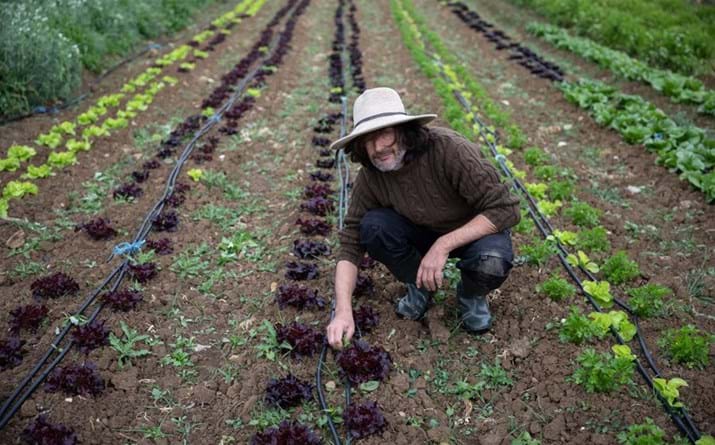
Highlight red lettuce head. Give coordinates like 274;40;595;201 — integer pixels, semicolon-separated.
276;322;324;358
264;374;313;408
22;415;78;445
337;340;391;384
345;400;387;439
31;273;80;300
250;420;321;445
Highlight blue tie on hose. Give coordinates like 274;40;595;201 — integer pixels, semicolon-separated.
111;240;145;258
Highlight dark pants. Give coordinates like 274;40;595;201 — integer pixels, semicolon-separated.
359;208;513;296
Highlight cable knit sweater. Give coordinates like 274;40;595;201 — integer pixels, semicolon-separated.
336;126;521;266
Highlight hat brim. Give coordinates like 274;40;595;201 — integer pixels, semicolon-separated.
329;113;437;152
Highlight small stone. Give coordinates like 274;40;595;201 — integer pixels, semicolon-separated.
509;337;531;358
626;185;643;194
20;401;36;418
270;282;278;292
325;381;336;392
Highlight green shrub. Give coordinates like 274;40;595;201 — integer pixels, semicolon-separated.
601;251;640;284
658;325;713;369
617;418;666;445
524;147;550;166
571;347;635;393
520;239;556;267
0;0;219;119
575;226;610;253
537;275;576;301
559;307;595;344
564;201;602;227
627;284;671;317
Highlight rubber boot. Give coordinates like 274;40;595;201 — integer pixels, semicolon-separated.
456;280;492;333
395;284;433;320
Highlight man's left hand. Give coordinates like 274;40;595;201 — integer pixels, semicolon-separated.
416;240;450;292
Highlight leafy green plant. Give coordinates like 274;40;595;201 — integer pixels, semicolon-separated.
559;306;596;344
534;165;558;181
537;275;576;301
565;201;602;227
2;181;38;200
513;209;535;234
601;251;640;285
523;147;550;166
658;325;713;369
479;359;513;389
652;377;687;408
627;284;671;317
525;182;548;200
588;311;636;341
520;239;556;267
617;418;666;445
537;199;562;217
575;226;610;253
109;321;152;368
567;250;600;273
512;431;541;445
547;229;577;246
548;179;575;201
571;345;635;393
583;280;614;308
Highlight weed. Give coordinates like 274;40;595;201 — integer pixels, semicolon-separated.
548;179;575;201
170;245;210;279
479;359;513;389
523;147;550;166
617;418;666;445
193;204;242;231
10;261;45;279
109;321;152;368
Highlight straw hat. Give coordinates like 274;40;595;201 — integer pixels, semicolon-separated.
329;87;437;152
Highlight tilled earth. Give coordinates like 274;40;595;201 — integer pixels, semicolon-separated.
0;0;713;444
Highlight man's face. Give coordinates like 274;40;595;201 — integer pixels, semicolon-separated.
364;127;406;172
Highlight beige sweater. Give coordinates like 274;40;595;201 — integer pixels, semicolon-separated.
336;126;521;265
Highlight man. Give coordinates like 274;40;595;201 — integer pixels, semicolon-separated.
326;87;520;349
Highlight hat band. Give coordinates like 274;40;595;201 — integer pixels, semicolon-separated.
353;111;407;129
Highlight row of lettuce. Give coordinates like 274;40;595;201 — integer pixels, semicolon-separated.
0;0;268;219
503;0;715;77
392;0;713;443
445;2;715;203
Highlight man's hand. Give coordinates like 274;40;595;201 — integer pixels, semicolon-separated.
416;240;450;292
326;310;355;349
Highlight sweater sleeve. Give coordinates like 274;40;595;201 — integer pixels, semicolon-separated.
336;169;379;266
442;136;521;231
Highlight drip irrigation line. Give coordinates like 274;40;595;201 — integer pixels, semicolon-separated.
438;64;702;441
0;12;298;431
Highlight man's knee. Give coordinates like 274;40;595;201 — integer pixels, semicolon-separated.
459;254;513;293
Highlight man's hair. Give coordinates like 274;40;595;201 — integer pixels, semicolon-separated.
345;121;432;170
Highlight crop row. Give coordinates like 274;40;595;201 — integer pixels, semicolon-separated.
0;1;310;439
393;0;712;442
0;0;267;218
443;2;715;203
502;0;715;76
527;23;715;117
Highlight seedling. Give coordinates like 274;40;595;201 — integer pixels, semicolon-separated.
567;250;600;273
601;251;640;284
658;325;713;369
109;321;151;368
653;377;687;408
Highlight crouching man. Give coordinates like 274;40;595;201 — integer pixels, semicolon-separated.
326;87;521;349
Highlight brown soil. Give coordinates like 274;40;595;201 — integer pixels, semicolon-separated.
0;0;713;444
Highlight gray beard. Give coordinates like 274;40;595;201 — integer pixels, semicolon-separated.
372;146;407;172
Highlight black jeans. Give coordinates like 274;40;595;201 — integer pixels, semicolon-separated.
359;208;513;296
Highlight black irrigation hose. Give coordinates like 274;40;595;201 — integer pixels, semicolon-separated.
0;14;298;431
444;77;702;442
315;2;358;443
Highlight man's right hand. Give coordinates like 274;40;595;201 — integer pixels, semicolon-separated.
326;310;355;349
